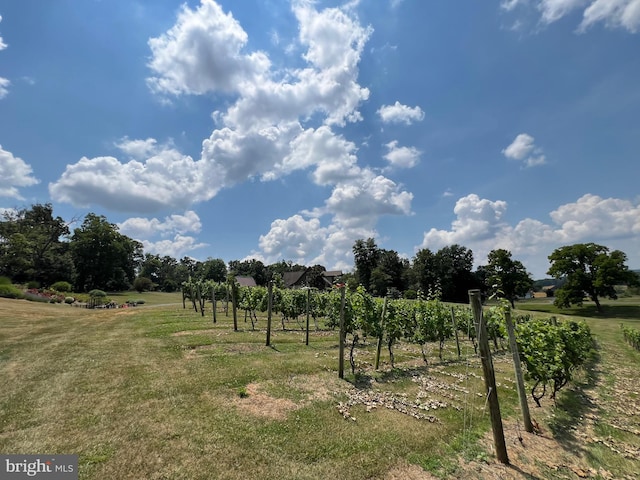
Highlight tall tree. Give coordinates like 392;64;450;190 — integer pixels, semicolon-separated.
483;249;533;308
370;249;407;296
70;213;142;291
195;257;227;283
411;248;438;297
0;204;74;285
228;258;267;286
434;244;478;303
353;238;380;292
548;243;639;312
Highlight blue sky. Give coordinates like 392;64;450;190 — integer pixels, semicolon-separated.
1;0;639;279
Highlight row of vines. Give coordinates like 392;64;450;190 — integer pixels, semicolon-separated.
622;324;640;351
182;279;593;406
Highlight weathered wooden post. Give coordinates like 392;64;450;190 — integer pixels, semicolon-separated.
451;306;461;358
504;306;533;433
305;287;311;346
212;287;217;324
338;285;346;379
468;289;509;465
266;281;273;347
231;282;238;332
375;297;388;370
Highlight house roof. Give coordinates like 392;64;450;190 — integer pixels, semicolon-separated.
283;270;306;287
235;276;257;287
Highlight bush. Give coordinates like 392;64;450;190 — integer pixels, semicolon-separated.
0;284;24;299
51;281;73;293
133;276;153;293
0;276;12;285
27;280;40;289
24;292;51;303
88;289;107;298
64;296;75;304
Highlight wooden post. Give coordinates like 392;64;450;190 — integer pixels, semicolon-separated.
182;287;186;309
504;306;533;433
305;288;311;346
225;284;229;317
197;283;204;317
468;289;509;465
338;286;346;379
231;282;238;332
266;281;273;347
212;288;217;324
375;297;388;370
451;306;461;358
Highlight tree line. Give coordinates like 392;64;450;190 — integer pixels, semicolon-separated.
0;204;637;311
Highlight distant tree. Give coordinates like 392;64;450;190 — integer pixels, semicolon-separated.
196;257;227;282
133;276;153;293
353;238;380;291
548;243;639;312
266;260;307;281
483;249;533;308
228;258;267;286
370;249;407;296
411;248;438;296
306;264;328;289
434;245;478;303
0;204;75;285
70;213;143;291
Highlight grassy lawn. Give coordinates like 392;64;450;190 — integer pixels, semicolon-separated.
1;295;639;479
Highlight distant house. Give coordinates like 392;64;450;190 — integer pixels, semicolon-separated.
283;268;342;289
235;276;257;287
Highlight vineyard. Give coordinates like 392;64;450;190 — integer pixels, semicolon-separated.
181;279;594;411
2;289;639;479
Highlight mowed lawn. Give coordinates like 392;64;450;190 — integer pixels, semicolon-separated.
1;295;639;479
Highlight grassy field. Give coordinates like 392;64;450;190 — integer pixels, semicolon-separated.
1;294;639;479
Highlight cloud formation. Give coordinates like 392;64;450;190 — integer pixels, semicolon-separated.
502;133;546;167
502;0;640;32
419;193;640;277
49;1;416;268
0;145;39;199
119;210;207;259
377;101;425;125
0;16;10;99
384;141;421;169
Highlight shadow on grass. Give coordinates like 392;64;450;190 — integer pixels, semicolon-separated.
546;342;602;455
519;303;640;320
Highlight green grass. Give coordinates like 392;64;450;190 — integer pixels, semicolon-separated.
1;295;639;479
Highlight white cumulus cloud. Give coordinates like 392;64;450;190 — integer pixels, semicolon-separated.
377;101;425;125
418;193;640;277
0;145;40;199
383;141;421;169
502;133;546;167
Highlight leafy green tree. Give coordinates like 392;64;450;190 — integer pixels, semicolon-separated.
370;249;407;296
228;258;267;285
0;204;74;285
353;238;380;291
411;248;438;296
133;276;153;292
547;243;639;312
434;244;478;303
483;249;533;308
70;213;143;291
195;257;227;282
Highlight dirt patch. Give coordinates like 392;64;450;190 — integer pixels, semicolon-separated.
450;419;616;480
235;383;299;420
232;373;344;421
